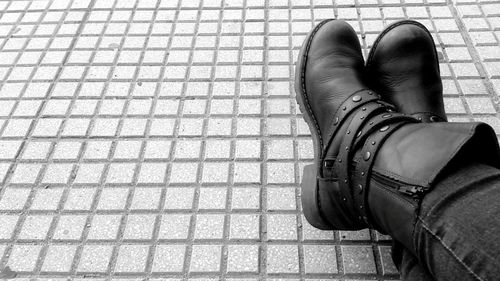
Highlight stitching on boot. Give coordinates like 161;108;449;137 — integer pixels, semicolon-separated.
366;20;431;68
299;19;334;151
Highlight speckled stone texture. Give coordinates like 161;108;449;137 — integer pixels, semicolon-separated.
0;0;498;280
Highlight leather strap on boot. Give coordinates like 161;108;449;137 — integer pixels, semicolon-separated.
311;89;420;229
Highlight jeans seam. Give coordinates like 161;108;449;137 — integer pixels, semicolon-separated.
417;216;484;281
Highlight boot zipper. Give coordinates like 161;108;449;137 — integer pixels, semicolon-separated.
397;185;425;196
371;171;425;198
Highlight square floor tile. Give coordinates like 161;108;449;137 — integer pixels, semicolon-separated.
190;245;222;272
195;214;225;240
78;245;113;272
152;245;186;272
230;214;260;240
7;245;42;272
227;245;259;273
42;245;77;272
159;214;191;240
303;245;337;274
341;245;377;274
266;245;299;273
115;245;149;273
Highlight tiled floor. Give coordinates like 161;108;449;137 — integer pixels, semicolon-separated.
0;0;498;280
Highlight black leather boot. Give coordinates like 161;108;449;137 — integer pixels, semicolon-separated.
366;20;446;122
296;19;500;254
367;20;450;271
366;20;450;274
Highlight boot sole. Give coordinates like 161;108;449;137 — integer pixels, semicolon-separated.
294;19;335;230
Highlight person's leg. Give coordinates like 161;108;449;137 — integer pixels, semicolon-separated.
366;20;500;280
412;162;500;281
392;243;435;281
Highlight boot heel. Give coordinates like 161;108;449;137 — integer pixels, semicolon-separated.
301;164;333;230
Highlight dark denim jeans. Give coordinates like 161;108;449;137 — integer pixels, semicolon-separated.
393;163;500;281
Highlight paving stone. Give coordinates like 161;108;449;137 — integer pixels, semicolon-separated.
10;164;42;184
7;245;42;271
465;97;497;114
115;245;149;273
159;214;192;240
303;245;337;274
113;140;142;159
195;214;225;239
164;187;195;210
21;142;52;160
232;188;260;210
236;118;261;136
235;140;261;159
64;188;96;210
169;163;199;183
267;214;297;240
152;244;186;272
190;245;222;272
297;139;314;160
458;79;487;96
18;215;53;240
227;245;259;273
123;214;156;240
144;140;172;159
267;187;296;210
444;97;467;114
301;217;334;241
205;140;231;159
42;164;74;184
340;230;371;241
52;141;82;160
267;118;291;135
106;163;136;183
130;187;162;210
97;188;129;210
31;188;63;210
87;214;121;240
14;101;42;117
267;162;295;184
78;245;113;272
379;246;399;275
137;163;167;183
234;162;261;183
267;245;299;273
198;188;227;210
202;162;229;183
0;188;30;210
0;140;21;159
0;215;19;239
53;215;87;240
0;164;10;184
267;139;294;159
341;245;377;274
230;214;260;240
41;245;77;272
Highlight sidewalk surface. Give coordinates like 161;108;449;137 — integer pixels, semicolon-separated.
0;0;498;280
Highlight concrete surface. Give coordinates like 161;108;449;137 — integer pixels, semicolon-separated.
0;0;498;280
